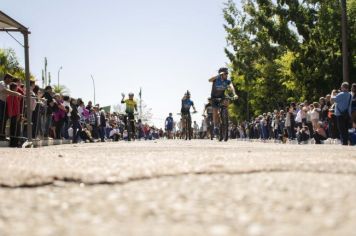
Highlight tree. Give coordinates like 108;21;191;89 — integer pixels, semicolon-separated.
223;0;356;120
0;48;21;78
53;84;71;95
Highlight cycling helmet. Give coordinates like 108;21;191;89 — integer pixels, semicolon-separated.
218;67;228;75
128;92;134;96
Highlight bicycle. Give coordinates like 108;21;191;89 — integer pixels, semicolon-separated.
203;114;214;140
213;96;236;142
123;112;138;141
178;111;197;140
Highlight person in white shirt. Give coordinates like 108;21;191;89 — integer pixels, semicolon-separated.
310;102;321;131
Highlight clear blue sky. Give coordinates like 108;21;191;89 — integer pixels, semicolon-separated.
1;0;240;128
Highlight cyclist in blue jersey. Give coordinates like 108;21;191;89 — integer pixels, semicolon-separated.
181;91;197;115
209;67;238;135
180;91;197;140
165;113;174;139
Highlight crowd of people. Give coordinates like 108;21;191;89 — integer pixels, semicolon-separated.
166;81;356;146
1;71;355;147
0;73;164;147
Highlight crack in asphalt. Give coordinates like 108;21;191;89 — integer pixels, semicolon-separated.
1;167;356;189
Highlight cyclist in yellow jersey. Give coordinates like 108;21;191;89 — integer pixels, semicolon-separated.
121;92;138;140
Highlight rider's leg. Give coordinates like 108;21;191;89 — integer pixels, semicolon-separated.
212;107;220;136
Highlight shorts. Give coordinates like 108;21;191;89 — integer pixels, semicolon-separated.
211;98;223;109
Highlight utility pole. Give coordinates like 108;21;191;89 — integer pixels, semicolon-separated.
341;0;350;83
57;66;62;87
44;57;48;86
139;88;142;120
90;75;96;105
41;69;45;88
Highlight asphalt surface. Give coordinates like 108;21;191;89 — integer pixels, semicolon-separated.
0;140;355;236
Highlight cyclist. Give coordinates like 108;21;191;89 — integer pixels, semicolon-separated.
165;113;174;139
181;91;197;140
203;98;214;139
209;67;238;136
121;92;137;141
181;90;197;116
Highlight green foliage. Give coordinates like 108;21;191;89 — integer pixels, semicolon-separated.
223;0;356;121
53;84;71;95
0;48;21;79
0;48;35;81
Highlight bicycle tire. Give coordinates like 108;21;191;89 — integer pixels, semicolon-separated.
220;107;229;141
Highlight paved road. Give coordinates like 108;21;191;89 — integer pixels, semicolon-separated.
0;140;355;236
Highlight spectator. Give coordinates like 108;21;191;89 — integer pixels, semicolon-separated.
62;95;72;139
99;107;106;142
297;125;310;144
32;85;43;139
70;98;81;143
313;121;327;144
333;82;352;145
52;94;66;139
42;86;54;139
351;83;356;122
7;82;22;147
0;73;22;141
193;120;199;139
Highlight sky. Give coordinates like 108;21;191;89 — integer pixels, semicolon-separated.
1;0;241;128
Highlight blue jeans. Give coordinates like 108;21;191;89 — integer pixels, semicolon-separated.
44;115;52;137
99;126;105;141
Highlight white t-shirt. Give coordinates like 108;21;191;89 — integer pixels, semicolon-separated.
63;101;72;117
310;109;320;121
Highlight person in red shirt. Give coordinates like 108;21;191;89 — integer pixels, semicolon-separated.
7;82;22;147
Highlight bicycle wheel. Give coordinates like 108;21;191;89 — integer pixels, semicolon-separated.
187;116;192;140
127;118;132;141
185;116;189;140
220;107;229;141
209;118;214;140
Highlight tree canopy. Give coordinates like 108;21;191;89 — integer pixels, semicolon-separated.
223;0;356;121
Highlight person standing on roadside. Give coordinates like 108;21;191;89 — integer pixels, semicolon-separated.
351;83;356;123
42;86;55;139
333;82;352;145
99;107;106;142
0;73;23;140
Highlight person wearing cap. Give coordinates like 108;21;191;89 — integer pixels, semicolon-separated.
180;91;197;140
209;67;238;137
0;73;23;140
121;92;137;141
181;91;197;116
333;82;352;145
